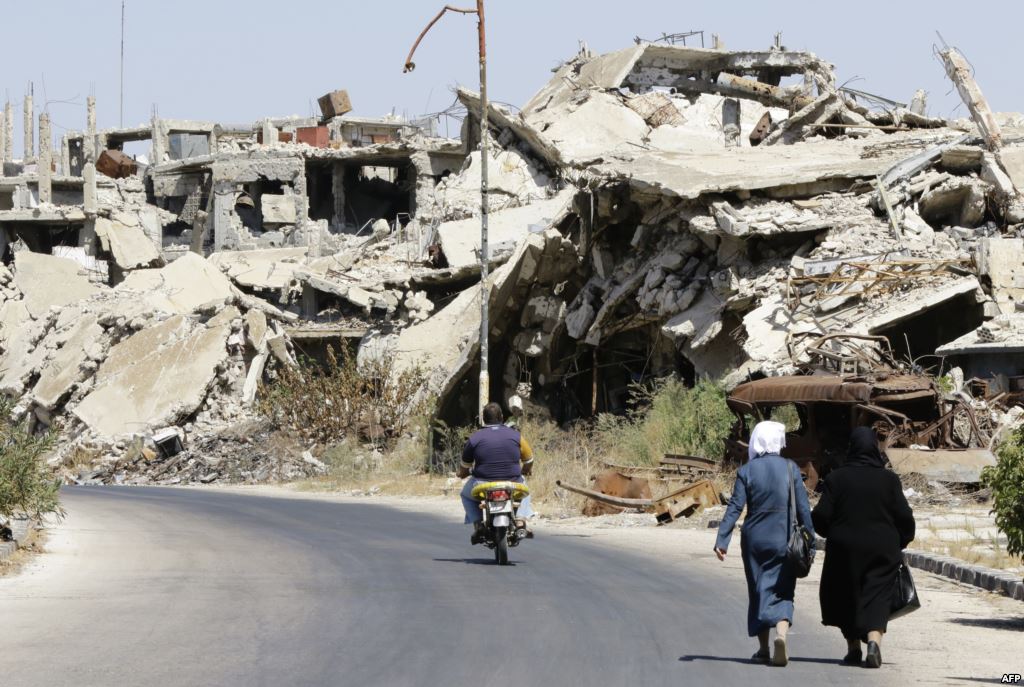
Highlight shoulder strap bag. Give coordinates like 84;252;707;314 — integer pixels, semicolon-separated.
786;463;815;578
889;557;921;619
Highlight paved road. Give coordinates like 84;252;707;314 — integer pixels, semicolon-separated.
0;487;893;686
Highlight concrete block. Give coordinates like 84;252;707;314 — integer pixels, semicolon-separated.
318;90;353;119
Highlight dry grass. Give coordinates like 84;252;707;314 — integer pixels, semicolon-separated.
913;516;1024;572
258;345;434;450
0;525;46;578
286;377;737;518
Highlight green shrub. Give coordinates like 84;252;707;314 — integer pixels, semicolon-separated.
0;400;62;520
982;427;1024;558
593;377;734;465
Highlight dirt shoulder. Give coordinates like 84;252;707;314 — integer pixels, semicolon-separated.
210;483;1021;685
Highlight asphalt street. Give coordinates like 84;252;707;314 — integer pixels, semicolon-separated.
0;487;895;686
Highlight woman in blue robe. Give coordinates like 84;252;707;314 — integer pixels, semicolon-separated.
715;421;815;666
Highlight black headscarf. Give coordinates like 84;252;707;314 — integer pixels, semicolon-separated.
846;426;886;468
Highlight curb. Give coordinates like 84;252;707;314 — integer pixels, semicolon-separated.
904;548;1024;602
0;518;33;565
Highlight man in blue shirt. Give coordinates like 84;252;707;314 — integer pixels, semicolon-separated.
457;402;535;543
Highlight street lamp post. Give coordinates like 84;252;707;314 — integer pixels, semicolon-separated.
404;2;490;423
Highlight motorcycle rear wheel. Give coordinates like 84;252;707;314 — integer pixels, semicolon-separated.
494;526;508;565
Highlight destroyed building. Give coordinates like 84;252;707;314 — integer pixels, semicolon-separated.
3;39;1024;484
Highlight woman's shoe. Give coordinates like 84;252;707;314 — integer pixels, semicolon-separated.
842;649;862;665
751;649;770;663
865;641;882;668
772;637;789;667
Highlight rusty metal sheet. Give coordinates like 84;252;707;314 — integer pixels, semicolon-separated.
870;374;935;394
555;479;654;511
96;149;137;179
728;376;873;406
887;447;996;483
653;479;720;524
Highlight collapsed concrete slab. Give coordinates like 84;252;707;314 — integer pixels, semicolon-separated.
436;189;574;269
12;251;103;319
392;229;576;414
94;216;162;271
0;300;43;394
209;247;308;291
116;252;234;314
592;134;962;201
29;314;105;411
73;315;230;437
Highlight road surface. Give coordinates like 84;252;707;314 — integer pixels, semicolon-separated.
0;487;893;686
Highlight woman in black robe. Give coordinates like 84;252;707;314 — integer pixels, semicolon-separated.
811;427;915;668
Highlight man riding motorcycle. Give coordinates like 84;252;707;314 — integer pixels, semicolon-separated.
457;402;534;544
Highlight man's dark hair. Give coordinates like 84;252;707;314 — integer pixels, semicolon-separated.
482;402;503;425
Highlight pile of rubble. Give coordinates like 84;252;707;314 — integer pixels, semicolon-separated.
4;37;1024;483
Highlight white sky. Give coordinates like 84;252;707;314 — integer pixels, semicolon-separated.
3;0;1020;152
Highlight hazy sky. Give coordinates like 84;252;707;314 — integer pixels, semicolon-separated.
3;0;1021;152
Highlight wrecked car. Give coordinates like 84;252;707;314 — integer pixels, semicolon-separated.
725;333;994;489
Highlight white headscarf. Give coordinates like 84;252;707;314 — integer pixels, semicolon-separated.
748;420;787;461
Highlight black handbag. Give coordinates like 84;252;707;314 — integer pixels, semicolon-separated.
786;464;815;578
890;558;921;619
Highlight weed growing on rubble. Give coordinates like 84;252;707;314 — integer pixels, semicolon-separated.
258;345;434;450
592;378;734;465
982;426;1024;558
0;400;63;520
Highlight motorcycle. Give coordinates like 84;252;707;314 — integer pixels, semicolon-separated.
470;481;531;565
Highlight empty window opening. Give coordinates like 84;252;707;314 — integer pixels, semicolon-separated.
341;163;413;230
305;161;334;222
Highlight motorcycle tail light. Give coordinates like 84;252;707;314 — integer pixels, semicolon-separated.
487;490;510;501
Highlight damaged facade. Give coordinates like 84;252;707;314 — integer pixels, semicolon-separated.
3;39;1024;483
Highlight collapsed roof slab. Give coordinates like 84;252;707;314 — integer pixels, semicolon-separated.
457;88;562;170
73;315;230;438
436;189;575;270
592;133;966;201
936;314;1024;356
0;301;45;395
209;247;308;291
115;252;234;315
624;45;831;90
822;276;981;335
390;229;575;411
12;251;104;319
29;314;104;411
94;216;161;270
521;44;829;117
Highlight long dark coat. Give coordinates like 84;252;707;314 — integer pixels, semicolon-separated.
716;454;815;637
811;428;916;639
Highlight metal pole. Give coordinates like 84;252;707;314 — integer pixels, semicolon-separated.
120;0;125;128
476;0;489;422
400;2;489;422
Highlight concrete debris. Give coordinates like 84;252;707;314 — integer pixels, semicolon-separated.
73;315;231;437
12;251;103;318
436;189;574;269
94;216;162;270
938;46;1002;150
4;37;1024;486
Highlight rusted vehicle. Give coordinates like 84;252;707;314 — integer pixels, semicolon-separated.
726;333;991;490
